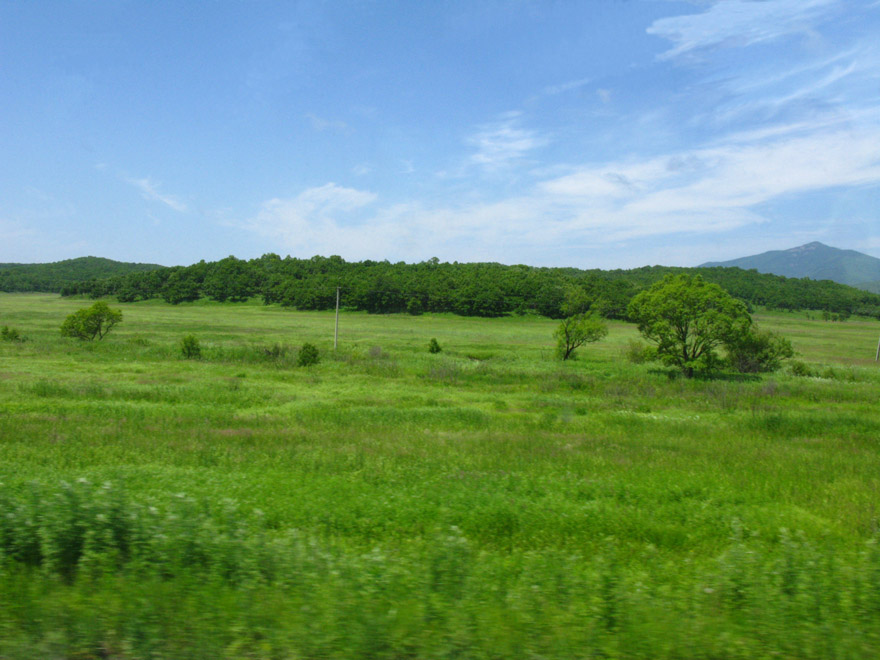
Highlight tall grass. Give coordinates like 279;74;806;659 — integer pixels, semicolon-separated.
1;294;880;657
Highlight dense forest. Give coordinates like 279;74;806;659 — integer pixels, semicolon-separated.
57;254;880;320
0;256;163;293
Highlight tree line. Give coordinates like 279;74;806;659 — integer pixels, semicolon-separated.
58;254;880;320
0;256;162;293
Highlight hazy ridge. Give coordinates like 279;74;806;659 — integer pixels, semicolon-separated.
701;242;880;291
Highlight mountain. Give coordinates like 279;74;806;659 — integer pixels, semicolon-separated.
700;242;880;291
0;256;165;293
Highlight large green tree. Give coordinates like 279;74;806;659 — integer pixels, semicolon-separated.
627;274;750;377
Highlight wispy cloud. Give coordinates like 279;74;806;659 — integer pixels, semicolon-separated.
647;0;839;60
305;113;350;132
543;76;593;96
706;44;880;128
126;177;188;212
466;112;546;171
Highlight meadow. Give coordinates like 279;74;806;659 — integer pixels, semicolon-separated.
1;293;879;659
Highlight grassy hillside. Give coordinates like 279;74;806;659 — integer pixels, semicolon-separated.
1;294;879;658
0;256;164;293
702;241;880;290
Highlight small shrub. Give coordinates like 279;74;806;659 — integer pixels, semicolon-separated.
623;339;653;364
180;335;201;359
369;345;385;359
261;343;289;360
428;338;442;354
1;326;22;342
788;360;814;377
297;342;320;367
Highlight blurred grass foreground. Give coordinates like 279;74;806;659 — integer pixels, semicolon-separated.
1;293;879;658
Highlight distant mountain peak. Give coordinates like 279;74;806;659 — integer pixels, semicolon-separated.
701;242;880;292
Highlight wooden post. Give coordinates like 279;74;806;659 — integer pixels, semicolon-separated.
875;335;879;362
334;287;340;350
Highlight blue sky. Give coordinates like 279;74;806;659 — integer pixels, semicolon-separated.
2;0;879;268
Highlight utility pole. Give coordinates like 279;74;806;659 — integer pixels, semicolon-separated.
334;287;340;350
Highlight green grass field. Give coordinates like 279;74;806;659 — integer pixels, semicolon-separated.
1;293;879;659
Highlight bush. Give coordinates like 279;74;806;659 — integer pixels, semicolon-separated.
428;338;442;354
60;302;122;341
297;342;320;367
180;335;201;359
725;326;794;373
623;339;653;364
788;360;815;377
1;326;22;342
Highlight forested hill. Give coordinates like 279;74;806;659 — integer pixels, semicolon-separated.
0;257;164;293
59;254;880;320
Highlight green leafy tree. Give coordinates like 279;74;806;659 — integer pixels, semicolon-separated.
554;313;608;360
60;301;123;341
627;274;750;377
561;285;592;317
161;269;201;304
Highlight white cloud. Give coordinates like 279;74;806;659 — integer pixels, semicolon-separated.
293;182;376;211
538;125;880;238
647;0;838;60
466;112;546;171
240;119;880;264
126;177;188;212
245;183;378;253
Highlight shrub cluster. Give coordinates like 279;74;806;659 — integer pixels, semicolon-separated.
1;325;22;342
